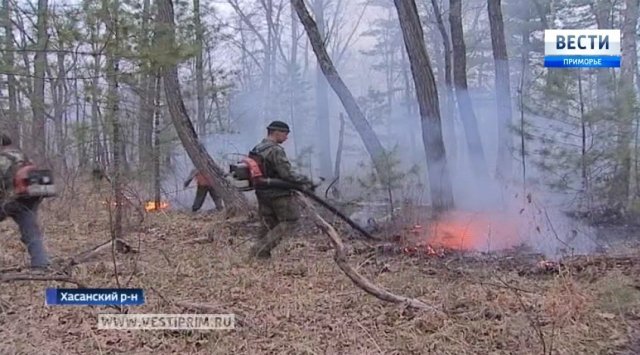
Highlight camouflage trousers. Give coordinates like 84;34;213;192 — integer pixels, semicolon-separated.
249;194;300;258
0;197;49;268
192;185;224;212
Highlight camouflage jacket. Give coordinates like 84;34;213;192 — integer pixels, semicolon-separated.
0;147;28;196
250;138;311;198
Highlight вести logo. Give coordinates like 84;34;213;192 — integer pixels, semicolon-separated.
544;29;621;68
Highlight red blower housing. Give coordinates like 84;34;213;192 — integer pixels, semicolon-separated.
13;164;56;198
229;156;264;188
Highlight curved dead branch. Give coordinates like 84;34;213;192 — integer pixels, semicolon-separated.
0;273;86;287
298;194;444;314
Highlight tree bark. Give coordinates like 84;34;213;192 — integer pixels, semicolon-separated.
32;0;48;164
153;74;162;206
53;45;67;173
194;0;206;136
106;0;123;242
157;0;250;216
292;0;387;179
138;0;154;171
449;0;489;181
487;0;514;180
393;0;454;212
90;27;105;167
592;0;613;107
2;0;20;147
332;112;345;199
611;0;638;205
312;0;333;178
430;0;456;167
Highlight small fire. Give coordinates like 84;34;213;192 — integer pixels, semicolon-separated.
412;210;522;252
144;200;169;212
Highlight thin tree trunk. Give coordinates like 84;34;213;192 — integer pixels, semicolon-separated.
332;112;345;199
592;0;613;107
290;2;300;157
90;28;104;167
153;74;162;205
32;0;48;163
449;0;489;181
138;0;153;170
3;0;20;147
488;0;513;180
312;0;333;178
430;0;456;167
194;0;206;136
157;0;250;216
611;0;638;205
292;0;388;179
578;71;589;193
106;0;123;243
393;0;454;212
53;47;67;173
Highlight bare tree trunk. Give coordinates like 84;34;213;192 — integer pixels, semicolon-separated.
32;0;48;164
449;0;489;181
290;2;301;157
138;0;153;171
53;47;67;173
76;69;87;168
430;0;456;167
153;74;162;205
292;0;387;179
90;27;104;167
488;0;513;180
194;0;206;136
157;0;250;216
592;0;614;107
332;112;345;199
393;0;454;212
611;0;638;205
3;0;20;147
578;71;589;193
312;0;333;178
105;0;124;242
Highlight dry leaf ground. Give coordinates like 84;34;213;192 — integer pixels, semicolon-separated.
0;183;639;354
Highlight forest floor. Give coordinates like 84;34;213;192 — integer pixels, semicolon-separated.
1;183;640;354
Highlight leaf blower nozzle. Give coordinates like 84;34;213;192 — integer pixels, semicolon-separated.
229;156;378;241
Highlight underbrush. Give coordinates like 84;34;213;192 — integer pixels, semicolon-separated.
0;182;638;354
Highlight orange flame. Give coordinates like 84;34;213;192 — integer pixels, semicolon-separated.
144;200;169;212
418;210;522;252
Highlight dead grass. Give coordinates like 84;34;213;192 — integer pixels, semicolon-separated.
0;184;639;354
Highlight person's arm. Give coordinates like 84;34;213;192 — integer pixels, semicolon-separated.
271;147;312;187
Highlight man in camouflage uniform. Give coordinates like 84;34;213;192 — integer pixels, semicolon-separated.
0;134;50;269
249;120;315;259
184;168;224;212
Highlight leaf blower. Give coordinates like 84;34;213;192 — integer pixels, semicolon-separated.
13;164;57;198
229;156;378;241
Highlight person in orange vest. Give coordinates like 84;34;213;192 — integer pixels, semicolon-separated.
184;168;224;212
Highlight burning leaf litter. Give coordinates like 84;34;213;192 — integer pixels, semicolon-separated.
0;187;638;353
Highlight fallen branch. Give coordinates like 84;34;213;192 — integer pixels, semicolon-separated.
61;239;135;271
298;194;445;314
182;235;215;245
0;272;86;287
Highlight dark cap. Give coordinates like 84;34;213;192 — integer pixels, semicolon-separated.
267;120;290;132
0;134;12;146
